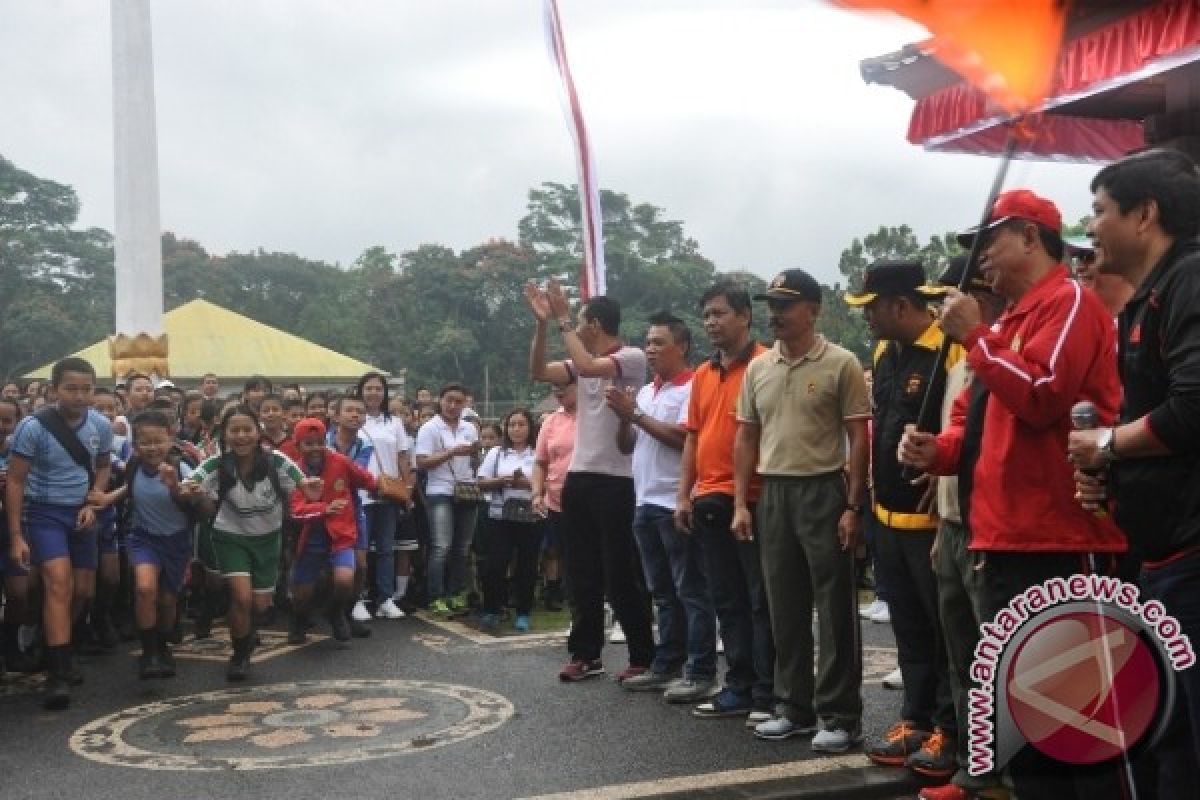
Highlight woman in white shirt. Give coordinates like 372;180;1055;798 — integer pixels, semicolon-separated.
356;372;414;620
476;409;540;632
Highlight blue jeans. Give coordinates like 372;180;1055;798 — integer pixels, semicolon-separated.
426;496;478;601
633;504;717;679
1143;549;1200;799
691;493;775;707
365;503;398;600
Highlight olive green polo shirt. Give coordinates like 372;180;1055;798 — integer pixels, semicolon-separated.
736;336;871;477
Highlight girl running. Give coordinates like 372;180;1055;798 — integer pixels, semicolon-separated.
184;405;314;680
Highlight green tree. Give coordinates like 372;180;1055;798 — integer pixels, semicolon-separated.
0;155;113;379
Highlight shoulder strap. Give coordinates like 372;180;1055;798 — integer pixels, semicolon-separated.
34;407;96;490
125;456;142;506
265;452;291;520
212;456;238;525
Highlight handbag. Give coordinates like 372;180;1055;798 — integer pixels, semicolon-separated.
445;431;482;505
501;497;537;524
492;449;536;523
362;430;411;504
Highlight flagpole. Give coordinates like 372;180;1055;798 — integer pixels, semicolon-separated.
907;123;1022;447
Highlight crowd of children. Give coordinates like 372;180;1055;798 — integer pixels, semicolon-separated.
0;360;561;709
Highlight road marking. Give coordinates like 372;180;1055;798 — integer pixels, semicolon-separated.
413;612;567;647
517;754;874;799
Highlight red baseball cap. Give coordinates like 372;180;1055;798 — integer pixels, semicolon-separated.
293;418;326;443
956;189;1063;247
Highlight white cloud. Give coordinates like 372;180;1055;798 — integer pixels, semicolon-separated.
0;0;1102;286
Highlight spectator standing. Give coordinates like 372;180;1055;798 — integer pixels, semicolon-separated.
735;269;870;753
526;279;654;683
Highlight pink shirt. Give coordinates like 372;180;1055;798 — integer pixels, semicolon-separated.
535;408;576;513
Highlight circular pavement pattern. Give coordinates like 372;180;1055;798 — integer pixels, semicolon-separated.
70;679;514;770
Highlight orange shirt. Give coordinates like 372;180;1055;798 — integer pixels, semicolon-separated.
686;342;766;501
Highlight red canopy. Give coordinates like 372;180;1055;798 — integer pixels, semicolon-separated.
900;0;1200;162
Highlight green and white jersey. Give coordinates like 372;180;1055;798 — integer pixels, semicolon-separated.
191;451;303;537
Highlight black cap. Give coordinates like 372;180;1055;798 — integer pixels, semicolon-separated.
937;255;992;293
754;269;822;304
845;259;946;307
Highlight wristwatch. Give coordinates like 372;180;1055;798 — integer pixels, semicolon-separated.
632;408;645;424
845;503;863;513
1099;427;1120;463
557;319;574;334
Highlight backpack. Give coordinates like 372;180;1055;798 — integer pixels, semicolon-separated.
211;450;290;525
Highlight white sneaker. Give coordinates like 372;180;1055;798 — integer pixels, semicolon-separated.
351;601;372;622
744;709;773;728
376;598;405;619
883;667;904;690
609;622;626;643
869;603;891;624
811;728;862;753
858;599;884;620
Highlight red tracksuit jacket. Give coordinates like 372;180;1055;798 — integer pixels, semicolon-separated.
930;265;1127;554
288;449;377;555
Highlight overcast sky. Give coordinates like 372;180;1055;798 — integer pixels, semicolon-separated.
0;0;1101;287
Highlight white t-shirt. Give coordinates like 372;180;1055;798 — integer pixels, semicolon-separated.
361;413;411;506
632;377;691;509
477;445;537;520
415;415;479;497
568;345;647;478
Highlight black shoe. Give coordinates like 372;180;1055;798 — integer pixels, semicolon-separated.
65;649;84;686
3;626;39;674
157;638;177;678
42;646;71;711
287;614;309;645
543;582;564;611
226;635;252;682
330;613;351;643
138;651;165;680
139;630;165;679
73;622;105;656
349;618;371;639
92;617;118;651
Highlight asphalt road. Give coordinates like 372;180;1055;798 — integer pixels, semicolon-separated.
0;611;916;800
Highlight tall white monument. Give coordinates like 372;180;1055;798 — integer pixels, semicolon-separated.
110;0;168;379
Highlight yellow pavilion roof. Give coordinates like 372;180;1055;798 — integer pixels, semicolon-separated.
25;299;385;384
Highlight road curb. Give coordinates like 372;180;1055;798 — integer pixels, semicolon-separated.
635;765;919;800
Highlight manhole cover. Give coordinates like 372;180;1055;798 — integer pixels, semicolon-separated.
70;679;513;770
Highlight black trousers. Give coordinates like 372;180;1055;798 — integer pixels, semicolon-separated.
978;551;1137;800
481;517;541;616
561;472;653;665
876;521;955;733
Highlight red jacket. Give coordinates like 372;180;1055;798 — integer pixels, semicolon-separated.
288;449;377;554
930;265;1126;554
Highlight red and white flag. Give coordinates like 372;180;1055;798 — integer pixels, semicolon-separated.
543;0;606;300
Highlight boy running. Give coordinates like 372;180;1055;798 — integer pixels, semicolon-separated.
5;357;112;709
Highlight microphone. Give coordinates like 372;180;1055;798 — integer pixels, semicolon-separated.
1070;401;1106;516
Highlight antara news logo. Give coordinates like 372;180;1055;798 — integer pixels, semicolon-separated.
968;573;1194;775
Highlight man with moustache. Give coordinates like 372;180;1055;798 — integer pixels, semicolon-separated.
735;269;870;753
1069;148;1200;798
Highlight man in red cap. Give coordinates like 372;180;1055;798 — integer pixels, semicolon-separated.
284;418;378;644
899;189;1129;797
